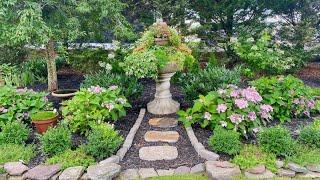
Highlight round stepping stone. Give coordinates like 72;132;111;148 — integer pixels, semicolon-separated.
139;146;178;161
144;131;179;143
148;118;178;128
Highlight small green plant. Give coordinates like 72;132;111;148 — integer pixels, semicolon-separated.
208;127;242;155
62;86;130;135
175;65;241;103
40;126;72;156
81;71;143;100
251;75;316;123
0;168;5;174
0;121;30;144
232;144;277;172
0;86;52;124
258;126;297;157
31;111;57;121
178;85;272;136
286;145;320;166
84;123;123;161
299;122;320;148
0;144;35;164
46;149;95;170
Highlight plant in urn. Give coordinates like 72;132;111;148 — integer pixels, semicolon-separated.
121;21;195;114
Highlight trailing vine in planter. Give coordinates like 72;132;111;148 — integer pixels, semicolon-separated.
121;21;195;79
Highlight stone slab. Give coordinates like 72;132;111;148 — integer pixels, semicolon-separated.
157;169;174;176
139;146;178;161
144;131;179;143
23;165;60;180
278;168;295;177
245;170;275;179
138;168;158;179
174;166;190;175
4;162;29;176
288;162;308;173
87;163;121;180
190;163;205;173
59;166;85;180
119;169;139;180
148;118;178;128
205;161;241;180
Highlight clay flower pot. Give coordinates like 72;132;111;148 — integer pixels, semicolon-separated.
31;111;58;134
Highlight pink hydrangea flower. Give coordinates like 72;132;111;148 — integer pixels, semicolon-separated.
234;99;248;109
23;112;29;119
230;90;240;98
108;85;118;90
103;102;114;111
16;88;28;93
304;111;310;117
88;86;105;94
307;100;315;109
217;104;227;113
293;98;300;105
204;112;211;120
229;114;243;124
241;87;262;103
43;96;49;102
220;121;227;127
253;127;260;133
0;107;8;113
260;111;272;120
260;104;273;113
247;112;257;121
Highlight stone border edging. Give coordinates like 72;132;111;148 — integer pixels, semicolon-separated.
185;126;219;161
100;108;146;164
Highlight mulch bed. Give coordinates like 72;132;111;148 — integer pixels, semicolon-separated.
297;62;320;87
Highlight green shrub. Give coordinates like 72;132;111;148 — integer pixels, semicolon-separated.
46;149;95;170
0;144;35;164
0;168;5;174
258;126;297;157
0;86;52;124
40;126;72;156
81;72;143;100
251;75;316;123
208;127;242;155
62;86;130;135
299;123;320;148
0;45;26;64
232;145;277;172
286;145;320;166
84;123;123;161
175;65;241;103
0;121;30;144
178;85;271;136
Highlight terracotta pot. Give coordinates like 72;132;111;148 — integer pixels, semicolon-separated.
32;114;58;134
155;37;169;46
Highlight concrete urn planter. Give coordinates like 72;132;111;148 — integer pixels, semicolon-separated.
147;62;180;115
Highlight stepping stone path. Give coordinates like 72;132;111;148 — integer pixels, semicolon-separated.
138;117;180;162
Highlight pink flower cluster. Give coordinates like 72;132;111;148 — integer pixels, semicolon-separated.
240;87;262;103
260;104;273;119
0;107;8;113
102;102;114;111
234;99;248;109
217;104;227;113
204;112;211;120
229;114;244;124
88;86;105;94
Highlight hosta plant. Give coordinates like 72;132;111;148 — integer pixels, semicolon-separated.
178;85;273;136
62;85;130;135
250;75;316;122
0;86;52;124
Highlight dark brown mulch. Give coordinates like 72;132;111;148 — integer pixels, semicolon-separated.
297;62;320;87
120;112;206;170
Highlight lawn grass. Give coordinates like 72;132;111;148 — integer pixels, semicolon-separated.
286;145;320;166
149;173;209;180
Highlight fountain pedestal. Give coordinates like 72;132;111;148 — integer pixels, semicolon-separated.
147;72;180;115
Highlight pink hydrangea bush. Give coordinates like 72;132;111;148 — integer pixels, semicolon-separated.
178;85;273;136
62;85;131;135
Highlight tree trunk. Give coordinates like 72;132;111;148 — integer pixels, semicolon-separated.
46;39;58;92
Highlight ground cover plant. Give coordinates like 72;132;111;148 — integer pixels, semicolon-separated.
0;121;30;144
62;85;130;135
299;119;320;148
0;144;35;164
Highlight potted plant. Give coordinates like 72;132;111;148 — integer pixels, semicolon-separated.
121;21;195;114
31;111;58;134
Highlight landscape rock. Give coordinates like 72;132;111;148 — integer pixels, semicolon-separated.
157;169;174;176
199;149;219;161
116;147;128;161
174;166;190;175
148;118;178;128
276;160;284;169
0;174;7;180
278;168;296;177
205;161;241;180
288;162;308;173
87;163;121;180
23;164;60;180
144;131;179;143
8;176;23;180
99;155;120;165
4;162;29;176
138;168;158;179
296;171;320;178
306;164;320;172
213;161;235;168
119;169;139;180
59;166;85;180
245;170;275;179
190;163;205;173
139;146;178;161
246;165;266;174
50;172;61;180
80;173;89;180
